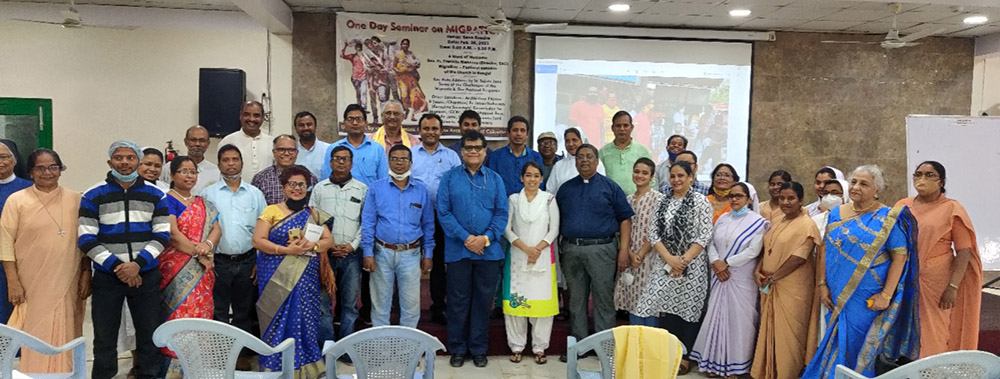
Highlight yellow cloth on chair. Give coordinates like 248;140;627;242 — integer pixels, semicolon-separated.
613;326;683;379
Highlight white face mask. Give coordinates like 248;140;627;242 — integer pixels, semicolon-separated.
821;194;844;211
389;170;411;181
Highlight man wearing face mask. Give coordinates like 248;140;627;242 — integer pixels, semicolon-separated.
79;140;171;379
360;145;434;328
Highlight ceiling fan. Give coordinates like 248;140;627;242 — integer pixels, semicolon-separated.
12;0;139;30
820;4;945;49
465;0;568;34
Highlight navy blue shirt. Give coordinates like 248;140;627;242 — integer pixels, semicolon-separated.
486;145;543;196
556;173;634;239
436;165;508;263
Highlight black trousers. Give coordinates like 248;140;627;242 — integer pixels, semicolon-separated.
212;252;257;335
446;258;501;356
660;313;701;359
430;214;447;314
91;269;163;379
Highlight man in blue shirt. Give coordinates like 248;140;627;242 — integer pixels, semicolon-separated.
320;104;388;185
486;116;543;196
201;144;267;369
437;131;508;368
447;109;492;157
555;143;634;362
410;113;461;325
293;111;331;179
361;145;435;328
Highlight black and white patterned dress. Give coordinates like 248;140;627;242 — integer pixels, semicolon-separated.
633;190;714;322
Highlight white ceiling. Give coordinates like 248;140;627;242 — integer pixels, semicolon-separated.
8;0;1000;37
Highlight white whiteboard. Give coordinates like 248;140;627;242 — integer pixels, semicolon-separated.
906;115;1000;271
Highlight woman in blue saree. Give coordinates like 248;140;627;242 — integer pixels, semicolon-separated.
805;165;919;378
252;165;336;378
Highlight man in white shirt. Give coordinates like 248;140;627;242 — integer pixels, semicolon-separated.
183;125;221;194
219;101;273;179
293;111;330;179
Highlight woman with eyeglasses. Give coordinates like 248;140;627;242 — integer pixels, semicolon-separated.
690;182;769;379
0;148;87;373
252;164;336;376
895;161;981;357
634;161;713;375
0;140;31;328
157;156;222;377
751;181;819;379
759;170;791;221
706;163;740;224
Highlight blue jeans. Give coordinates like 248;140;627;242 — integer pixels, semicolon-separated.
319;249;362;342
629;313;660;327
370;245;422;328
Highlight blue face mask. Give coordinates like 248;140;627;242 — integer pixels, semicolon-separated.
111;170;139;183
668;151;679;162
731;206;749;217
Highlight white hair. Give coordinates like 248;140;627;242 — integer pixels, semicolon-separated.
849;165;886;193
381;100;404;114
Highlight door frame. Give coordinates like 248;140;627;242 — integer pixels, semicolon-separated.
0;98;53;149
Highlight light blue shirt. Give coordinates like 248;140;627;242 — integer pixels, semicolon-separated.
410;143;461;207
360;178;435;258
320;137;388;185
201;180;267;255
296;139;331;179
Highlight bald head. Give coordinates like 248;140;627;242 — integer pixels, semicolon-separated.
184;125;210;160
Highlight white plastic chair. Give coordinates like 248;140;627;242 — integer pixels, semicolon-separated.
152;318;295;379
0;323;85;379
322;325;445;379
834;350;1000;379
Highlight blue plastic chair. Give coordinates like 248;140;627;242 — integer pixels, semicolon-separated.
834;350;1000;379
322;325;445;379
0;324;85;379
152;318;295;379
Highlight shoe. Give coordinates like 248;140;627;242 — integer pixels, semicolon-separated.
472;355;488;367
431;311;448;325
338;355;353;365
559;354;568;363
450;355;465;367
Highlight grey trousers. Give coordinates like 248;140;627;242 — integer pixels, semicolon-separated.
560;239;618;340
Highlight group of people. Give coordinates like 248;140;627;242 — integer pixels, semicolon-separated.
0;99;983;379
341;36;428;123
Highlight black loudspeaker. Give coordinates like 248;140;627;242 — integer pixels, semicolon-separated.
199;68;246;137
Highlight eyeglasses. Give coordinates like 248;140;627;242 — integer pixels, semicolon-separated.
331;156;351;163
714;172;733;179
31;164;62;173
185;138;209;144
726;193;747;200
463;145;485;152
177;169;199;176
274;148;297;155
538;140;557;147
912;172;939;180
577;154;597;160
286;181;308;189
389;157;411;162
345;116;365;123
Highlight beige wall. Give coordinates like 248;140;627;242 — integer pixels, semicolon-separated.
292;15;975;203
0;5;293;192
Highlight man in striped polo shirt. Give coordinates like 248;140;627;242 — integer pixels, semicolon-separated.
79;140;170;379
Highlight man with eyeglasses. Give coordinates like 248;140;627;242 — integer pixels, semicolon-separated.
169;125;222;195
599;110;654;196
657;150;710;196
219;101;273;179
309;145;368;357
536;131;561;185
438;131;508;368
251;134;318;205
447;110;493;157
555;143;634;362
371;101;419;154
293;111;331;179
320;104;388;186
361;145;434;329
410;113;461;325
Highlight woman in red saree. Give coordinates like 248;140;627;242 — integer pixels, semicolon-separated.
158;157;222;377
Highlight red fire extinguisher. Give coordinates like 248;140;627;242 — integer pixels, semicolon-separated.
165;140;178;162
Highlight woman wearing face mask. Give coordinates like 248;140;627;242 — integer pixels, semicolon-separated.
895;161;981;357
751;181;819;379
252;165;336;377
139;147;170;191
804;165;919;378
613;158;665;325
759;170;791;221
811;179;850;238
502;161;559;365
636;161;713;375
690;182;768;379
706;163;739;224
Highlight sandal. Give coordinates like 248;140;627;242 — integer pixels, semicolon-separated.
509;352;522;363
678;360;692;376
534;352;548;364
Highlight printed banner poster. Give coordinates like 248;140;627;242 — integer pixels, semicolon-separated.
336;12;513;139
